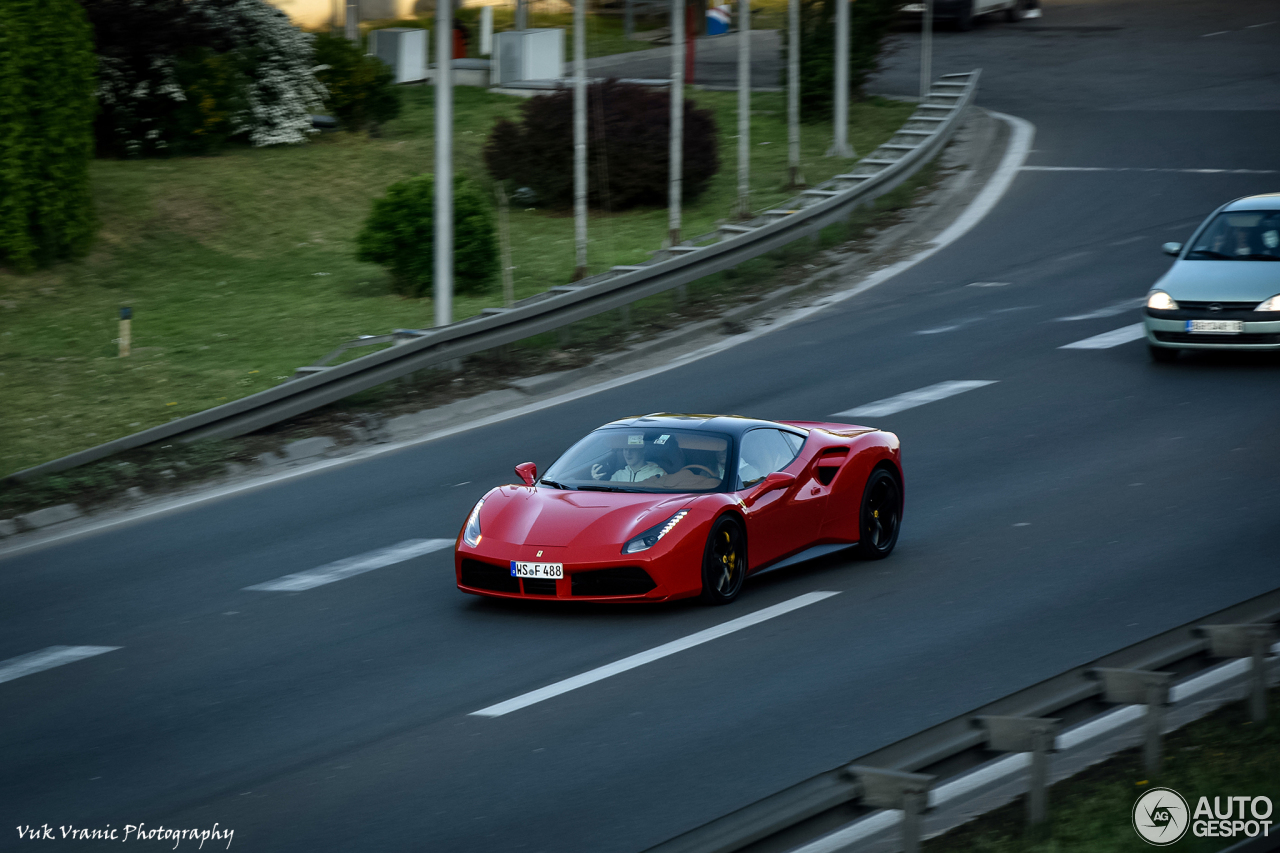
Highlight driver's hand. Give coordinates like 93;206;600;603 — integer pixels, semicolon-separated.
591;464;606;480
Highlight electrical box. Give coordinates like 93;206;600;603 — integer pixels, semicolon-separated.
492;29;564;84
368;27;428;84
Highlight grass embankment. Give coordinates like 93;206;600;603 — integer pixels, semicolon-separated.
0;83;912;482
925;688;1280;853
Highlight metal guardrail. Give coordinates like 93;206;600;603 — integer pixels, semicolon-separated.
9;71;980;483
641;588;1280;853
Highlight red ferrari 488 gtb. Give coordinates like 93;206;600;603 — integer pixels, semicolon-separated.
455;414;902;605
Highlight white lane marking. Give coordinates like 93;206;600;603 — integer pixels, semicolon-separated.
0;646;121;685
244;538;453;591
1060;322;1146;349
0;115;1038;560
915;323;965;335
966;281;1010;288
1022;166;1279;174
470;591;840;718
1202;30;1229;36
1054;298;1144;321
834;380;998;419
1247;21;1275;28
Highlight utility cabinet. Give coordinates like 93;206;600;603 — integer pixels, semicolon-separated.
368;27;428;84
491;29;564;84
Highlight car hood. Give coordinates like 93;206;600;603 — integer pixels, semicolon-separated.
485;486;694;547
1154;260;1280;302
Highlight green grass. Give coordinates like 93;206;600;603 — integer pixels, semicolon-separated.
0;83;912;480
924;689;1280;853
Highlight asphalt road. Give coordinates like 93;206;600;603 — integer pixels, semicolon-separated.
3;1;1279;850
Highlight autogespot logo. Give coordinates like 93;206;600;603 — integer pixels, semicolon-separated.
1133;787;1190;846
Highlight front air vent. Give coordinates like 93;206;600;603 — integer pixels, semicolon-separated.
522;578;558;596
460;559;520;593
571;566;656;597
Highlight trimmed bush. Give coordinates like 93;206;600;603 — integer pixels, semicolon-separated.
786;0;900;122
0;0;97;271
356;175;499;298
312;32;400;133
85;0;325;157
483;80;719;210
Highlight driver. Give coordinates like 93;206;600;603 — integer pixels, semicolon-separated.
592;437;664;482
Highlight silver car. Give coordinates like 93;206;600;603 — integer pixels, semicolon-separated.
1144;193;1280;362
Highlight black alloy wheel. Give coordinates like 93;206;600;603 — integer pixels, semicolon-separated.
700;517;746;605
1148;344;1180;363
856;468;902;560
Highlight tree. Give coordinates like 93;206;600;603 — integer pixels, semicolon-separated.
484;80;719;210
312;32;400;133
356;174;499;298
785;0;901;122
0;0;97;271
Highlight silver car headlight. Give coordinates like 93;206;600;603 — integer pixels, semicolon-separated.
462;499;484;547
1256;294;1280;311
622;510;689;554
1146;291;1178;310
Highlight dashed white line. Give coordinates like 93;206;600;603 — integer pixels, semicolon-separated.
244;538;453;591
1059;322;1146;349
1202;30;1229;36
1054;298;1144;321
834;380;998;419
470;591;841;717
0;646;121;685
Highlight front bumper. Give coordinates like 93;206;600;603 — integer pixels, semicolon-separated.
1145;311;1280;350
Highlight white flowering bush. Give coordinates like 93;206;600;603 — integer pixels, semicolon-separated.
86;0;326;156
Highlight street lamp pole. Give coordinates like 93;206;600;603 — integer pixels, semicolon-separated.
572;0;588;280
668;0;685;245
827;0;853;157
434;0;453;326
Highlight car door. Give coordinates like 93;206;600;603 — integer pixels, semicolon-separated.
736;428;815;568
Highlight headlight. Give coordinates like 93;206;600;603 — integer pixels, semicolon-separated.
462;499;484;547
622;510;689;554
1256;294;1280;311
1146;291;1178;310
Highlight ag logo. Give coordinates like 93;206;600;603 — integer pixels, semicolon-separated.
1134;787;1190;845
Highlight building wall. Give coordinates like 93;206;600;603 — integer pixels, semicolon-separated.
268;0;515;29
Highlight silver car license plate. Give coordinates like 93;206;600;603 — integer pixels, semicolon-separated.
1187;319;1242;334
511;561;563;579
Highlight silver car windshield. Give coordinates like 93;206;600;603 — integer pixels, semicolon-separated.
1185;211;1280;261
541;428;732;493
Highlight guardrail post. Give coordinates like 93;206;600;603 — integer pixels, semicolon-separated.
1090;668;1172;776
974;715;1061;828
844;765;935;853
1195;624;1275;723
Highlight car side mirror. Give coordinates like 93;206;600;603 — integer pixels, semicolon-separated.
744;471;795;506
515;462;537;487
1162;242;1182;256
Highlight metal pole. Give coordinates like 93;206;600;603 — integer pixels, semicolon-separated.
827;0;853;157
786;0;802;187
572;0;588;280
735;0;750;218
516;0;527;31
1028;730;1050;825
920;0;933;99
625;0;634;39
1144;682;1165;776
901;790;925;853
118;307;131;358
480;5;493;55
434;0;454;327
345;1;359;42
1250;632;1268;723
668;0;685;246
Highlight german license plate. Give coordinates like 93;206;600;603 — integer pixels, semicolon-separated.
1187;319;1242;334
511;561;563;579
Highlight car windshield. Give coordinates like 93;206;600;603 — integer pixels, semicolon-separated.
541;428;732;493
1185;211;1280;261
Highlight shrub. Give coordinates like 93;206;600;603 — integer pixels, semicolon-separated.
0;0;97;271
312;32;400;133
786;0;900;122
356;174;499;298
483;80;719;210
85;0;325;157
